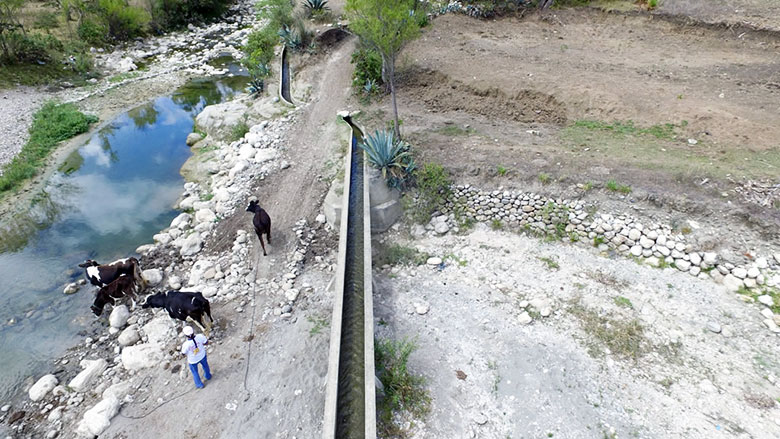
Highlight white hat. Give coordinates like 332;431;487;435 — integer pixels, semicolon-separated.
183;326;194;336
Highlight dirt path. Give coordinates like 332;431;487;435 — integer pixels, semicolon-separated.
102;36;357;439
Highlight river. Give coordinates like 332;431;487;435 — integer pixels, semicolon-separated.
0;69;247;402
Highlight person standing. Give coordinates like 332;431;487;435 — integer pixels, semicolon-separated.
181;325;212;389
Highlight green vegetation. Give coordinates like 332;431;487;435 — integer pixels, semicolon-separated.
346;0;422;138
614;296;633;309
538;172;551;184
241;26;277;95
582;181;593;191
573;119;687;141
107;71;139;83
537;256;560;270
360;129;416;189
228;119;249;142
490;219;503;230
303;0;332;21
496;165;508;176
375;243;430;266
605;179;631;194
307;315;329;336
0;102;98;196
436;124;475;136
569;303;648;360
737;286;780;314
351;46;383;96
375;337;431;437
412;162;451;223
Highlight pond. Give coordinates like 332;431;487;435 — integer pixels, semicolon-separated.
0;69;247;403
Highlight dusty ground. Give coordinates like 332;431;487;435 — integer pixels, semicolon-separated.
356;6;780;253
375;225;780;439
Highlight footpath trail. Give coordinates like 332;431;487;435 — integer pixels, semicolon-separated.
103;37;357;439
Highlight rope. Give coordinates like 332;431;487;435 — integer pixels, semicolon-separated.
118;387;196;419
242;242;262;395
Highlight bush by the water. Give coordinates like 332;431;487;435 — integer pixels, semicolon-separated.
0;102;98;194
148;0;234;32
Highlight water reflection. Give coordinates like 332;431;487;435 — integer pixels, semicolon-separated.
0;69;247;402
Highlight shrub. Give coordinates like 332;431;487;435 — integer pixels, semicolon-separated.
0;102;98;194
242;26;277;70
228;119;249;142
279;18;314;51
375;338;430;436
77;18;109;46
148;0;232;31
304;0;329;12
95;0;150;41
1;32;64;64
257;0;294;30
360;129;416;189
414;163;451;221
351;47;383;90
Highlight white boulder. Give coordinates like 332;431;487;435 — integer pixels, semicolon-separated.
68;359;108;393
180;233;203;256
118;326;141;347
76;396;120;437
142;314;176;346
109;305;130;329
142;269;163;286
29;374;58;401
121;344;163;371
195;208;217;224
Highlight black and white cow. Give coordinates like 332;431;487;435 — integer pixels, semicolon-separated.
91;274;140;316
142;290;213;336
78;257;145;290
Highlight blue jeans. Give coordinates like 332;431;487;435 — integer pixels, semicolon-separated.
188;355;212;388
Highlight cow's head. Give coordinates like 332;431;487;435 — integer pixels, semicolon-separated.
91;303;103;316
246;199;259;213
141;291;165;309
78;259;99;268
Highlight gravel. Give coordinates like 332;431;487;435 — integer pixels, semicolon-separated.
0;87;50;173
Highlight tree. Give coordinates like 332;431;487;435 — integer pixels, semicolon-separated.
0;0;25;60
345;0;421;139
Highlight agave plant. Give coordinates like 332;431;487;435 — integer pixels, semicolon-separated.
246;63;270;98
363;79;378;96
304;0;329;12
359;130;416;189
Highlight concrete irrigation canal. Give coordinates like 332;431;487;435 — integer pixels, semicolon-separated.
322;116;377;439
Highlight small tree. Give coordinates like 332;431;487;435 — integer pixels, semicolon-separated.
346;0;421;139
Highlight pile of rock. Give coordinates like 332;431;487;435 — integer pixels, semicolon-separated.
424;184;780;332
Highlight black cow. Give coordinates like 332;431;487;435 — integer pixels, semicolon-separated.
91;275;140;316
246;199;271;256
78;257;145;290
142;290;213;336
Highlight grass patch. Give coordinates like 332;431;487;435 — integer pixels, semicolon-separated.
107;71;140;83
375;243;430;266
0;102;98;196
228;119;249;142
435;124;475;136
614;296;633;309
737;286;780;314
538;172;551;184
573;119;686;141
496;165;508;176
412;162;451;223
375;337;431;438
605;179;631;194
537;256;560;270
307;315;329;336
490;219;503;230
569;303;648;360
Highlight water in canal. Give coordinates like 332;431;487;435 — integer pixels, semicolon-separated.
0;70;246;402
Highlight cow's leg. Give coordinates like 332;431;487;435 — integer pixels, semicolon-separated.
202;316;212;337
266;222;271;244
186;315;207;335
258;232;267;256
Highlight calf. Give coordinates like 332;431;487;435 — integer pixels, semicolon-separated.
246;199;272;256
78;257;145;290
91;275;140;316
142;290;213;336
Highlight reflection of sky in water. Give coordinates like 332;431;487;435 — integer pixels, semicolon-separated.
0;95;196;402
